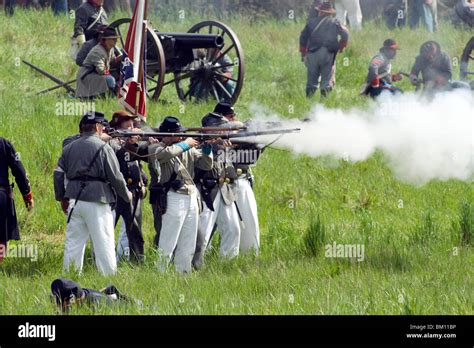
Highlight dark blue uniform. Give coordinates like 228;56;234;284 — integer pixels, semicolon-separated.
0;137;32;244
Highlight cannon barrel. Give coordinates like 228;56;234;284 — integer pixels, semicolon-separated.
156;32;225;50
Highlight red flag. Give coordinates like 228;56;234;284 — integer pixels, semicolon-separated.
119;0;147;119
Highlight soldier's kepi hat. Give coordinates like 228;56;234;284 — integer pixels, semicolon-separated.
213;102;235;117
80;111;109;127
101;27;119;40
383;39;400;50
109;110;137;128
317;2;336;14
51;279;84;305
201;112;229;127
159;116;185;133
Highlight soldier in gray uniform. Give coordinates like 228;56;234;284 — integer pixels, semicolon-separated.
54;112;132;275
409;41;452;94
363;39;403;98
147;117;213;273
214;102;264;255
72;0;108;50
193;113;241;269
76;28;121;99
75;24;109;67
453;0;474;28
300;2;349;98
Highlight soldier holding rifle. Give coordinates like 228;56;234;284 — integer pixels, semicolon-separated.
193;113;241;269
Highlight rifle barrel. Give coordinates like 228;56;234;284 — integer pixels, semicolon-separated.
111;128;301;140
23;60;76;94
184;126;247;132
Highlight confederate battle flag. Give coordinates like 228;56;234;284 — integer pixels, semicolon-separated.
119;0;147;119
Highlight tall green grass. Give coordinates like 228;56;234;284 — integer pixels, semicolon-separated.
0;9;472;314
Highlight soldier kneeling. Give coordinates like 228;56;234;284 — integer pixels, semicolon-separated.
76;28;121;100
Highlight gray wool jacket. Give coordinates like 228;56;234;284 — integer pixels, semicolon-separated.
76;44;113;98
73;2;108;40
54;133;130;204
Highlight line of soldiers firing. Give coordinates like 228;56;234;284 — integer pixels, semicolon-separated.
53;102;279;275
0;103;281;274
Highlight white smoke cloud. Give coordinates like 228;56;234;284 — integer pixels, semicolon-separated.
247;90;474;185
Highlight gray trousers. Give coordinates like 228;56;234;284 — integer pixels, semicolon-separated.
305;47;335;96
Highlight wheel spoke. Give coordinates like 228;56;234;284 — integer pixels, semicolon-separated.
146;75;159;84
215;79;233;99
117;26;125;48
209;25;213;34
213;72;239;83
212;84;220;101
184;79;200;99
165;72;192;86
211;44;235;65
211;63;236;70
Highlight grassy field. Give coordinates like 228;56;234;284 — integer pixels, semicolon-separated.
0;9;472;315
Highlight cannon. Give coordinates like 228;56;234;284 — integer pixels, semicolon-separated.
109;18;246;104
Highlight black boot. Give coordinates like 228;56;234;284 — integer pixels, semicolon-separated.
306;87;317;98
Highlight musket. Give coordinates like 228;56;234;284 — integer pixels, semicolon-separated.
109;128;301;140
36;79;77;95
183;126;247;132
399;71;426;92
22;60;76;94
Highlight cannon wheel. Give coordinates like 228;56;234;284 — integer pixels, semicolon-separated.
172;20;245;105
461;37;474;82
109;18;166;100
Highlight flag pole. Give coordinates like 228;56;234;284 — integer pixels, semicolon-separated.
136;0;148;120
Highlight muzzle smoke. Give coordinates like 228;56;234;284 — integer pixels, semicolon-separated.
247;90;473;185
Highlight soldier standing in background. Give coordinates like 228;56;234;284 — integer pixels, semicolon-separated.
300;2;349;98
71;0;108;59
409;0;438;32
334;0;363;30
384;0;407;29
0;137;34;263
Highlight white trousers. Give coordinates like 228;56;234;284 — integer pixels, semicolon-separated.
199;191;241;259
335;0;363;30
235;178;260;254
116;219;130;262
63;200;117;275
157;191;199;273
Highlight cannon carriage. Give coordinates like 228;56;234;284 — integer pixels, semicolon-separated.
109;18;246;104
